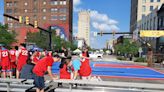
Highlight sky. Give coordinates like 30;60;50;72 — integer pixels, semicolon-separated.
0;0;131;49
73;0;131;49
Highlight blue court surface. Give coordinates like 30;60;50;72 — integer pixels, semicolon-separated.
52;61;164;80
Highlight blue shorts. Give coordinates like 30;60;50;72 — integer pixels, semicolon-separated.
34;74;45;90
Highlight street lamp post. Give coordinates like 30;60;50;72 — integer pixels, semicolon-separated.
112;30;116;47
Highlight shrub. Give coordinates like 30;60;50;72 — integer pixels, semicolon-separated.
134;57;146;62
117;56;127;60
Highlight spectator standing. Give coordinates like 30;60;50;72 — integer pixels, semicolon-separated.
79;48;92;80
16;43;28;79
9;46;17;77
0;45;12;78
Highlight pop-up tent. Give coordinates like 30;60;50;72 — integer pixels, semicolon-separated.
73;49;82;54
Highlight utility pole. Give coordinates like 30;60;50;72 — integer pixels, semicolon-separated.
49;26;52;50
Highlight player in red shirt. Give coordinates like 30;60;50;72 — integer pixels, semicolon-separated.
33;54;60;92
0;46;12;78
16;43;28;79
59;58;72;79
31;50;40;65
79;48;92;80
9;46;17;77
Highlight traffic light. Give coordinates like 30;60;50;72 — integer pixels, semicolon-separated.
34;21;38;28
25;16;29;25
19;16;22;23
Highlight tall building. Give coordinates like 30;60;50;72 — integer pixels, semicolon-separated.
130;0;164;32
78;11;90;47
4;0;73;44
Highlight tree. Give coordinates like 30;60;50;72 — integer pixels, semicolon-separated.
27;31;77;51
0;24;17;48
26;31;49;49
115;39;139;56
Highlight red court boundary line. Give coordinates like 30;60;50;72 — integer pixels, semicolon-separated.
92;75;164;80
94;64;146;68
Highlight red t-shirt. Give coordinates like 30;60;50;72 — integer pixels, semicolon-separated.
33;56;54;76
1;49;10;66
33;56;39;64
10;49;16;62
60;64;71;79
18;48;28;64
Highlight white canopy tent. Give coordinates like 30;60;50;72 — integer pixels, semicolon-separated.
73;49;82;53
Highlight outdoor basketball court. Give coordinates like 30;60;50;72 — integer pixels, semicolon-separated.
52;61;164;80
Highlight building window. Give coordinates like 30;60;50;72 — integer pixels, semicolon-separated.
142;14;145;19
33;8;37;13
7;18;12;21
142;6;146;12
59;15;66;20
14;8;18;13
24;9;28;13
43;9;46;12
14;23;19;28
51;8;58;12
6;9;12;14
142;0;146;3
59;8;67;13
24;2;28;6
43;1;46;5
34;0;37;5
43;16;46;20
51;15;58;20
6;2;12;7
50;0;58;5
33;15;37;19
150;0;154;2
157;0;160;2
14;1;18;6
150;6;153;11
8;23;13;28
60;1;67;5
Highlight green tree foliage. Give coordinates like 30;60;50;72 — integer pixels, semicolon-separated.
27;31;77;51
0;24;17;48
115;39;139;55
26;32;49;49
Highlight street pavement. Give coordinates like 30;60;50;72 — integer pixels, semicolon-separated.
94;55;164;84
45;55;164;92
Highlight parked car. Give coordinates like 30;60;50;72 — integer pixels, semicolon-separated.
89;52;103;59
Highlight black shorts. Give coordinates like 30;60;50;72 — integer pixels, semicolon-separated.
34;74;45;90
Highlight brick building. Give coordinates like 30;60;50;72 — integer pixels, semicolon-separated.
4;0;73;44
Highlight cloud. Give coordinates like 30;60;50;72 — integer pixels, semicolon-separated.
73;0;81;6
92;22;111;31
73;0;119;48
73;0;83;12
90;10;118;25
90;10;119;32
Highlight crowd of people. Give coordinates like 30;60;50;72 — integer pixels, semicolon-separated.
0;44;92;92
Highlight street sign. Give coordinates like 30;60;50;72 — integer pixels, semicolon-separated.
140;30;164;37
123;35;132;39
